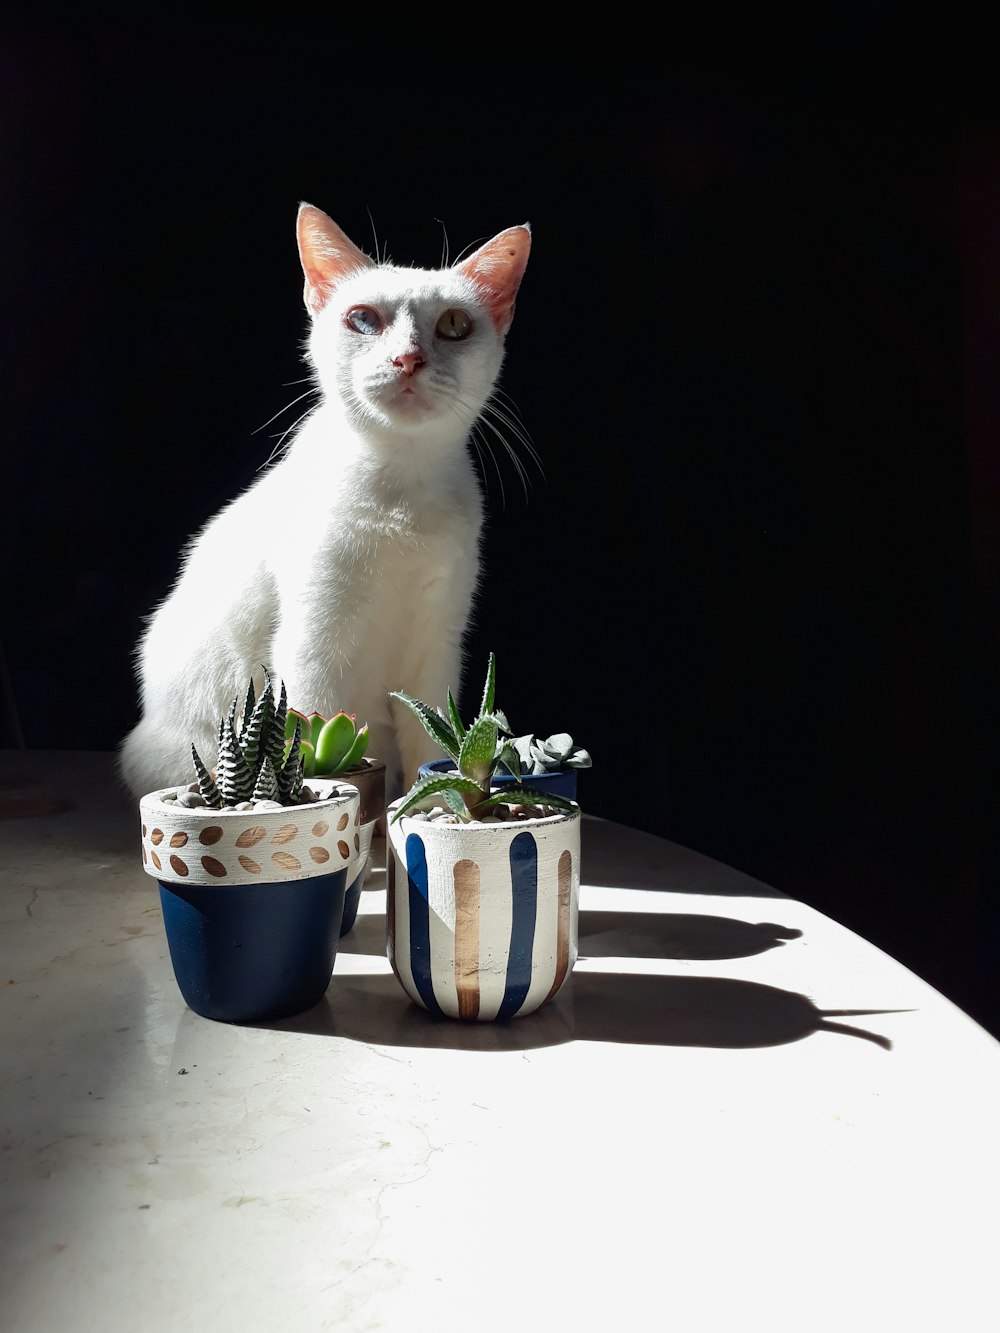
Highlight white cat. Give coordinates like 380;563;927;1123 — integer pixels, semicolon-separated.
118;203;531;802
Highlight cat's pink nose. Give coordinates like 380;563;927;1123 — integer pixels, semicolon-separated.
393;350;425;377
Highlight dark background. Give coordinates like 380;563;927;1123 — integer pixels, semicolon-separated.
3;17;998;1034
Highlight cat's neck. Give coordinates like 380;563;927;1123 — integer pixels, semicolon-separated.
284;397;478;495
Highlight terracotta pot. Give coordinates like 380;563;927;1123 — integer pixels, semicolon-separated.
139;779;361;1022
333;758;386;934
385;798;581;1021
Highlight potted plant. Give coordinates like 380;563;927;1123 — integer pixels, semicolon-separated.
284;708;386;934
138;668;362;1024
418;729;591;801
386;653;582;1022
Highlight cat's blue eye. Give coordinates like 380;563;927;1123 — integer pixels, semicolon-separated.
345;306;384;336
436;309;472;340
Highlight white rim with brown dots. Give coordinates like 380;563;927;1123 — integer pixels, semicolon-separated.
138;781;362;886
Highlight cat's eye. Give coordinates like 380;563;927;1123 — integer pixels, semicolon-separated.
345;306;384;336
436;309;472;340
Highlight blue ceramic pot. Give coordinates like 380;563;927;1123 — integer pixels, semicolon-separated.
140;779;360;1024
158;869;348;1023
417;758;579;803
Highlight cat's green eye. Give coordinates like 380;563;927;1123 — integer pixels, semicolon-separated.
436;309;471;340
345;306;384;336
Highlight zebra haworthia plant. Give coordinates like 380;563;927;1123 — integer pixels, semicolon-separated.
388;652;578;824
191;668;307;809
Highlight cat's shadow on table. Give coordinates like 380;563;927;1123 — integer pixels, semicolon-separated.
258;907;899;1052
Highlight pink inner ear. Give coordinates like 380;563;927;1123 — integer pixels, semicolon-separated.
297;204;374;313
457;226;531;333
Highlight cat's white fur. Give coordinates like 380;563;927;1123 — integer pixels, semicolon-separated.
119;203;530;801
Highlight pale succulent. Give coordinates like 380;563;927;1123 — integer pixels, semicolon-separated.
510;732;591;776
191;668;306;809
388;652;578;823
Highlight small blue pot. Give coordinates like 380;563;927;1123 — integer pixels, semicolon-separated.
158;869;348;1024
417;758;579;803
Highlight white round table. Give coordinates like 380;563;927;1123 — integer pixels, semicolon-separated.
2;751;998;1331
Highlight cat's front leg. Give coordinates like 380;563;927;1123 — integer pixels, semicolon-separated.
270;609;406;796
390;637;470;799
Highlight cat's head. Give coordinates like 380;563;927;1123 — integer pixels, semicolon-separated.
297;204;530;443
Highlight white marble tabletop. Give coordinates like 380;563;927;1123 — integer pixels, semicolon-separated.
2;749;999;1332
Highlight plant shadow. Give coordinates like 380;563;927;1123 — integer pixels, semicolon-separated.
288;867;898;1054
579;910;802;960
341;906;802;966
259;969;898;1053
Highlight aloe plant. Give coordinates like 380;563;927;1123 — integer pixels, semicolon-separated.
284;708;370;778
389;652;578;823
190;668;306;809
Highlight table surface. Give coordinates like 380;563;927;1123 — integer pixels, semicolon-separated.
2;750;999;1332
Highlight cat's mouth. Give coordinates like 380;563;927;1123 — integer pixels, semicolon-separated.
387;380;434;414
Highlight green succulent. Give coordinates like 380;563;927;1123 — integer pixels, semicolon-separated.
388;652;578;823
191;668;306;809
510;732;591;776
284;708;370;778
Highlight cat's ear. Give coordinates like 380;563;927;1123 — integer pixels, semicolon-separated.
297;203;374;315
456;224;531;335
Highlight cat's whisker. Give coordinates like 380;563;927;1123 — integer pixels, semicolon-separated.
477;411;532;504
366;208;384;265
446;396;501;506
489;389;545;473
482;397;544;479
258;402;321;470
435;219;450;269
469;421;508;511
252;385;321;436
453;388;537;504
455;386;541;504
452;235;489;265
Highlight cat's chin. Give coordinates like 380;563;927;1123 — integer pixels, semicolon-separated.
373;384;450;430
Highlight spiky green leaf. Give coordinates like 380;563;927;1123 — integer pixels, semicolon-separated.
458;716;498;787
389;690;460;760
190;744;222;809
217;715;254;805
241;672;274;776
496;742;523;779
238;677;256;744
479;651;496;718
478;786;577;815
252;755;279;802
390;773;483;822
446;688;466;744
267;678;288;770
278;720;304;801
442;787;473;821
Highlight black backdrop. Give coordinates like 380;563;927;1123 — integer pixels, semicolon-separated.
4;18;998;1033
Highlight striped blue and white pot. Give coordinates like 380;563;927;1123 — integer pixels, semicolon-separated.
385;799;581;1021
